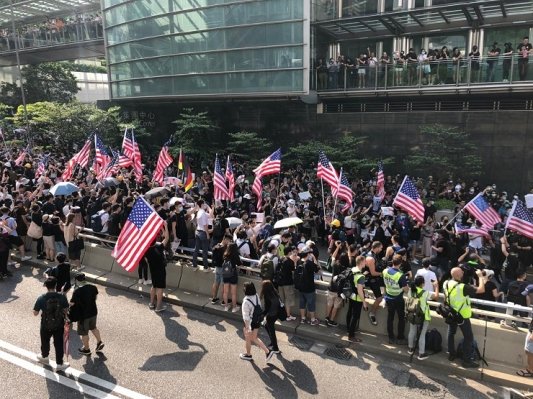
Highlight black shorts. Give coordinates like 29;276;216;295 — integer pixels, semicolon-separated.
223;274;238;285
151;269;166;289
8;235;23;248
68;246;81;261
366;277;383;298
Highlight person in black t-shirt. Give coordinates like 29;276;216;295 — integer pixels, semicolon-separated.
486;42;500;82
71;273;103;356
517;37;533;80
106;204;122;237
298;247;320;325
145;223;169;312
44;252;71;293
210;234;231;304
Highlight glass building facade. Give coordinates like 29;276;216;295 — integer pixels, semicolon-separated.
103;0;309;99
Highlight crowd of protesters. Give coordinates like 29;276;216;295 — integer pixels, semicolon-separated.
0;143;531;372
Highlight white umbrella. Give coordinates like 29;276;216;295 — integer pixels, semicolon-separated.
169;197;184;206
226;217;243;229
144;187;170;198
274;217;303;229
50;182;79;196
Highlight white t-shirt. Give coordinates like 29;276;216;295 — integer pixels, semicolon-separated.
468;235;483;250
98;210;109;233
415;268;438;293
196;209;209;232
235;238;250;258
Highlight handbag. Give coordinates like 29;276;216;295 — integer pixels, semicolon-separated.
277;297;287;321
436;283;464;325
70;237;85;252
27;221;43;239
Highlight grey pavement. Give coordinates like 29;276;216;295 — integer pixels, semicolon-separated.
0;264;505;399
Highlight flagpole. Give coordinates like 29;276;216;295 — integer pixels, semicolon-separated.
320;178;328;230
333;168;342;218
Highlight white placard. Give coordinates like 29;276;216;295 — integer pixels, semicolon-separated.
525;194;533;209
381;206;394;217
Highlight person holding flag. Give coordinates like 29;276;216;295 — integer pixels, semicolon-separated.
225;156;235;202
153;140;173;186
213;154;229;202
252;149;281;210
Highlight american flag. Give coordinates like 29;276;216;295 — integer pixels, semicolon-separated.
225;156;235;202
117;152;133;168
392;176;425;223
214;154;229;201
454;222;491;239
153;141;173;185
377;161;385;200
75;139;92;168
464;193;501;228
332;168;353;213
122;128;142;182
253;148;281;177
506;200;533;239
14;148;27;166
99;149;119;179
252;176;263;210
112;196;164;272
94;134;110;175
61;158;76;181
316;151;338;189
35;155;48;179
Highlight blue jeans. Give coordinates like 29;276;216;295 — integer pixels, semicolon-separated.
447;318;474;361
299;291;316;312
192;231;209;268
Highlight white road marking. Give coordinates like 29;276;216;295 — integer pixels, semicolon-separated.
0;339;152;399
0;349;120;399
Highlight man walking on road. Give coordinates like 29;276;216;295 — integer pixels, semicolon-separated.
33;277;69;371
445;267;485;368
70;273;104;356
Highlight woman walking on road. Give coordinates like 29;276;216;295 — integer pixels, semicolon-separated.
240;281;273;363
261;280;282;354
222;242;241;313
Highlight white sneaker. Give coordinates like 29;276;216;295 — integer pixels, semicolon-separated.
231;306;240;313
138;279;143;284
21;256;32;261
224;305;230;311
286;315;296;321
37;355;49;365
143;279;152;285
55;363;69;372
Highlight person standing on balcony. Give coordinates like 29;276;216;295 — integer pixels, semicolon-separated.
406;48;417;85
327;58;338;89
486;42;501;82
316;58;328;90
517;37;533;81
452;47;463;84
438;46;449;84
468;45;480;83
357;53;367;88
502;42;514;82
368;52;378;88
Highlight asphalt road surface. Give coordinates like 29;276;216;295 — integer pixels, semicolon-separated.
0;264;504;399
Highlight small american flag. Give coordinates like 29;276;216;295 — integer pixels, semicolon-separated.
377;161;385;200
225;156;235;202
99;149;119;179
14;148;27;166
94;134;110;175
62;158;76;181
252;176;263;210
316;151;338;189
75;139;92;168
112;197;164;272
117;152;133;169
122;128;142;182
393;176;425;223
35;155;48;179
506;200;533;239
213;154;229;201
454;222;491;239
332;168;353;213
253;148;281;177
464;193;501;228
153;141;173;185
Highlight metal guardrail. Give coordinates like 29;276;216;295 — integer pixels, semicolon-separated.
78;228;532;320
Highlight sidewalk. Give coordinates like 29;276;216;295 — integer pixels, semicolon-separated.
19;255;533;392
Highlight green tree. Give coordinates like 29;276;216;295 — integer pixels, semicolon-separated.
404;124;482;181
225;131;271;165
0;62;80;107
171;108;219;163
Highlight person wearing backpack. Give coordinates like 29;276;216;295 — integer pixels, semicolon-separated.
346;256;368;342
277;246;298;321
383;256;409;345
261;280;282;354
365;241;385;326
325;241;349;327
240;281;274;363
444;267;485;368
33;277;69;371
91;202;110;234
43;253;72;294
507;269;530;318
258;244;278;281
211;234;232;305
407;275;439;360
222;242;241;313
211;207;230;247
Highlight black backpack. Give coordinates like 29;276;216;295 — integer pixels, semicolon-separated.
272;262;282;287
507;281;526;306
335;268;355;299
293;263;304;290
424;328;442;354
246;296;264;326
260;256;275;281
212;218;224;241
221;260;235;279
405;289;425;325
43;296;65;331
90;213;103;232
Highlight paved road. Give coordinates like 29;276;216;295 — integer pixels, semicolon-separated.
0;264;504;399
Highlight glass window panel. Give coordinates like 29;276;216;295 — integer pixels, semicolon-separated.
428;34;467;54
342;0;378;18
483;26;529;58
107;16;171;45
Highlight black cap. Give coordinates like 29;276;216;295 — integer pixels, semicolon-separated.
75;273;86;282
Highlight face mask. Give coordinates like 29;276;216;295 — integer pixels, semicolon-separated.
178;206;183;212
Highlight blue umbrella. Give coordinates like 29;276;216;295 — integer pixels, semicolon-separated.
50;182;79;196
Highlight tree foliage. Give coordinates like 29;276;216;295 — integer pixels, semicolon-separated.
0;62;80;107
403;124;482;181
224;131;271;165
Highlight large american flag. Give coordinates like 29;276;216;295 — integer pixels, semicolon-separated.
506;200;533;239
153;141;173;185
454;222;491;239
464;193;501;228
75;139;92;168
225;156;235;202
377;161;385;200
112;197;164;272
392;176;425;222
94;134;110;176
122;128;142;182
213;155;229;201
252;176;263;210
253;148;281;177
316;151;338;189
117;152;133;168
332;168;353;213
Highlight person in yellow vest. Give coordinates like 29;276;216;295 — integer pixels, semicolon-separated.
383;257;409;344
407;275;439;360
346;255;368;342
445;267;485;368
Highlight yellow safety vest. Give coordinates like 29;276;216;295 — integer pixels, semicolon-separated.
445;280;472;319
383;267;403;297
351;272;364;302
415;286;431;321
